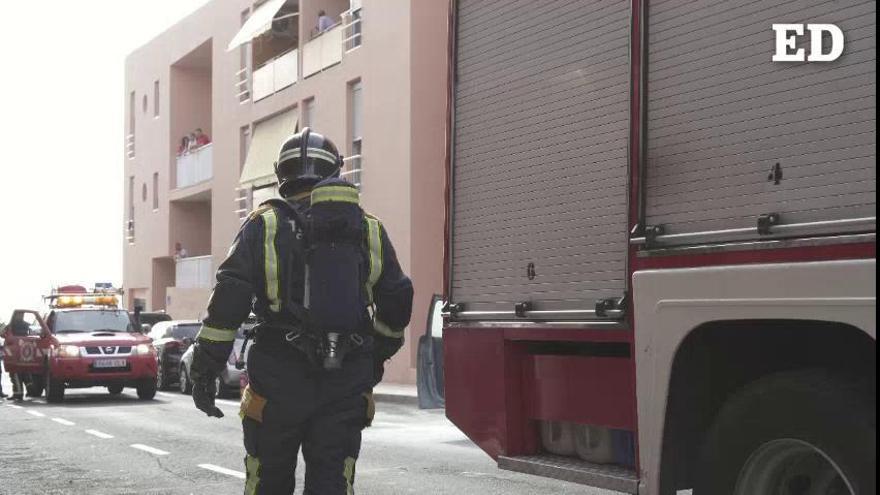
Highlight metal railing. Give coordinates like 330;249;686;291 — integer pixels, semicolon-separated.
234;187;250;221
235;67;250;103
126;133;135;159
176;143;213;189
341;155;362;188
341;7;362;52
175;255;213;289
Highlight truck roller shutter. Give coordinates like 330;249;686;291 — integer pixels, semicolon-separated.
451;0;632;320
644;0;876;245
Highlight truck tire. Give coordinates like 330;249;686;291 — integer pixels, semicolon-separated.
136;378;157;400
26;375;45;398
45;367;66;403
695;369;875;495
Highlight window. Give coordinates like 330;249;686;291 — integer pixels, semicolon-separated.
302;98;315;129
142;94;148;113
153;80;160;117
142;183;148;202
152;172;159;210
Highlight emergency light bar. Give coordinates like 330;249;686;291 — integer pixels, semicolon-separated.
44;286;124;309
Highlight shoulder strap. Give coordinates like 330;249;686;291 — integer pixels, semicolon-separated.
364;214;384;305
257;206;282;313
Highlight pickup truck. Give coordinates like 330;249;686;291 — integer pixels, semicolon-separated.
2;293;158;402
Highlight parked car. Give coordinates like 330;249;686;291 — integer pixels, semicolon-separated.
147;320;200;390
178;320;253;397
136;311;173;333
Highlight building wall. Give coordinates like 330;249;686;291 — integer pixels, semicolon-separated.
124;0;448;384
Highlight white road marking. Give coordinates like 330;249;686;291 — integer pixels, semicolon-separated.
198;464;246;479
216;399;240;407
51;417;75;426
7;404;23;409
156;392;178;398
85;429;114;439
130;444;170;456
26;410;46;417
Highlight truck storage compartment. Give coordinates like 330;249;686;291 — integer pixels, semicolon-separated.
642;0;876;246
450;0;632;320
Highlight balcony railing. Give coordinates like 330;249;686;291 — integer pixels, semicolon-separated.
253;49;298;102
341;155;362;188
175;255;213;289
341;7;362;52
125;220;135;244
176;143;213;189
302;25;344;78
235;67;250;103
126;133;135;159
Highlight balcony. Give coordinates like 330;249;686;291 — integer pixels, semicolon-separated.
302;25;344;78
252;49;298;101
176;144;213;189
175;255;213;289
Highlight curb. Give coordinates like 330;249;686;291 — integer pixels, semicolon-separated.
372;392;420;406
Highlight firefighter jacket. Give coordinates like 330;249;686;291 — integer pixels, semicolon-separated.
192;195;414;377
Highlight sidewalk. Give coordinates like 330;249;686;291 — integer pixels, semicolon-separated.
373;382;418;406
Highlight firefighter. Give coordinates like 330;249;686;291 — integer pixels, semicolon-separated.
189;128;413;494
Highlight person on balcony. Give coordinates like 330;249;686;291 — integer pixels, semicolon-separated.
317;10;335;34
177;136;190;156
194;128;211;148
174;242;188;261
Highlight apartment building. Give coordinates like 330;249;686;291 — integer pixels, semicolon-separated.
123;0;448;384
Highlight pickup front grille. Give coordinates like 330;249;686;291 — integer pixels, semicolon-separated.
84;346;133;356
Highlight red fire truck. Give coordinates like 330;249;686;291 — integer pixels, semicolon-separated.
443;1;875;494
2;285;158;402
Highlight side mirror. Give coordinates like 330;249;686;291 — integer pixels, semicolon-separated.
141;324;151;334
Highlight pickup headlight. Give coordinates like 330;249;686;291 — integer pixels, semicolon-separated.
133;344;153;356
57;345;81;358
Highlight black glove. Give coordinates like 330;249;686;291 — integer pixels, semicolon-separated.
190;342;225;418
192;375;224;418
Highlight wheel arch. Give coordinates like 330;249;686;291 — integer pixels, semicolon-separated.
658;319;876;492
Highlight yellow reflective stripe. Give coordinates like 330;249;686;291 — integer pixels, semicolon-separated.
311;186;359;205
365;217;383;304
261;209;281;312
197;325;236;342
245;455;261;495
344;456;356;495
374;319;404;339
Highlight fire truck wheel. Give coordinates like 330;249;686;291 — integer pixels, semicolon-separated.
26;376;45;398
45;367;66;403
695;369;875;495
136;378;157;400
107;384;124;395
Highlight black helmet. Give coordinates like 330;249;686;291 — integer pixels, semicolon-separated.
274;127;343;196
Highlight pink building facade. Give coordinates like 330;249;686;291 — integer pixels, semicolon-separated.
123;0;448;384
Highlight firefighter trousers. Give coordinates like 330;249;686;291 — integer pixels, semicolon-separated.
241;341;375;495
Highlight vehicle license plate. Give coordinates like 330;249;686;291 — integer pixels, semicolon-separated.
94;359;127;368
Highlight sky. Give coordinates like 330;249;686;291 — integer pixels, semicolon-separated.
0;1;211;320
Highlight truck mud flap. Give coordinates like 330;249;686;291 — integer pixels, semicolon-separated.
497;454;638;494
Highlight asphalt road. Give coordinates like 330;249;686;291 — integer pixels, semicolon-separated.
0;374;621;495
